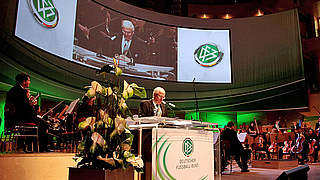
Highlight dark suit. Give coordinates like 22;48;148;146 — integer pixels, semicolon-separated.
139;99;168;117
5;84;50;151
136;99;167;179
221;127;248;171
108;34;147;64
273;123;281;131
291;124;300;132
5;85;35;129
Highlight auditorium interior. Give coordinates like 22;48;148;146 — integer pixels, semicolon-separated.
1;0;320;179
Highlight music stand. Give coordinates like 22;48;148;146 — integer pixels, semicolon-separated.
64;98;80;132
238;133;247;143
262;125;273;133
60;98;80;152
66;98;80;115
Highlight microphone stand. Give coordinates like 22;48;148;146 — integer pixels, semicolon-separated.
193;78;200;122
166;103;176;118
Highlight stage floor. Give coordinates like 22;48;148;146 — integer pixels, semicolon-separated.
221;162;320;180
0;152;77;180
1;152;320;180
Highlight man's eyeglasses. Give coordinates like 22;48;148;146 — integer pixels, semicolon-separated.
122;30;133;35
155;94;165;99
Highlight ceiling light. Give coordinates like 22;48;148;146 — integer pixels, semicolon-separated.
201;14;209;19
256;9;264;17
223;13;232;20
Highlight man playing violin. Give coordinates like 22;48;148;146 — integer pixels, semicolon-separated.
5;73;51;152
5;73;34;128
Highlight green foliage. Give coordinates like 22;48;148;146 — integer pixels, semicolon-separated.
75;63;145;172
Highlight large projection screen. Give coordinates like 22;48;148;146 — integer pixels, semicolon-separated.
13;0;307;111
16;0;231;83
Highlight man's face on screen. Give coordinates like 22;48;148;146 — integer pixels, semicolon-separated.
122;27;134;41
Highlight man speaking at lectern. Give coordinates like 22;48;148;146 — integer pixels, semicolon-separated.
140;87;168;117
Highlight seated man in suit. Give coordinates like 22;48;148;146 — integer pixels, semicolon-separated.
139;87;168;117
5;73;51;152
221;121;249;172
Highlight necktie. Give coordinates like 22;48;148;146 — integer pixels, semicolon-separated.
123;41;129;55
156;104;162;117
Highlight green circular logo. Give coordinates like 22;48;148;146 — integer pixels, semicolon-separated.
183;138;193;157
194;43;224;67
28;0;59;28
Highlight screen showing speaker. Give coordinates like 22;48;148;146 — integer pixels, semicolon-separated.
15;0;231;83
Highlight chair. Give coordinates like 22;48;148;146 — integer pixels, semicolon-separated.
255;150;267;160
221;140;236;173
0;128;15;152
13;123;39;152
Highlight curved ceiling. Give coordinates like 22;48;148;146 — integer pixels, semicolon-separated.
0;0;307;112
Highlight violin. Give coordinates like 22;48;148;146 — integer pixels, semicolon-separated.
27;89;40;106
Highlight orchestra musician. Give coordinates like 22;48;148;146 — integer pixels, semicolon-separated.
240;117;320;164
221;121;249;172
305;128;318;163
273;118;281;132
291;121;301;132
239;123;247;133
247;118;271;160
247;121;257;135
291;121;301;143
4;73;52;152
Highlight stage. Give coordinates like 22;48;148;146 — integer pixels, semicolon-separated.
222;162;320;180
0;153;77;180
0;152;319;180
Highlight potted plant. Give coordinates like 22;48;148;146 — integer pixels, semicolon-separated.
69;60;146;180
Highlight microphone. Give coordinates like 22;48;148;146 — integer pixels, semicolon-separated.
168;102;176;108
162;101;176;118
162;101;176;108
